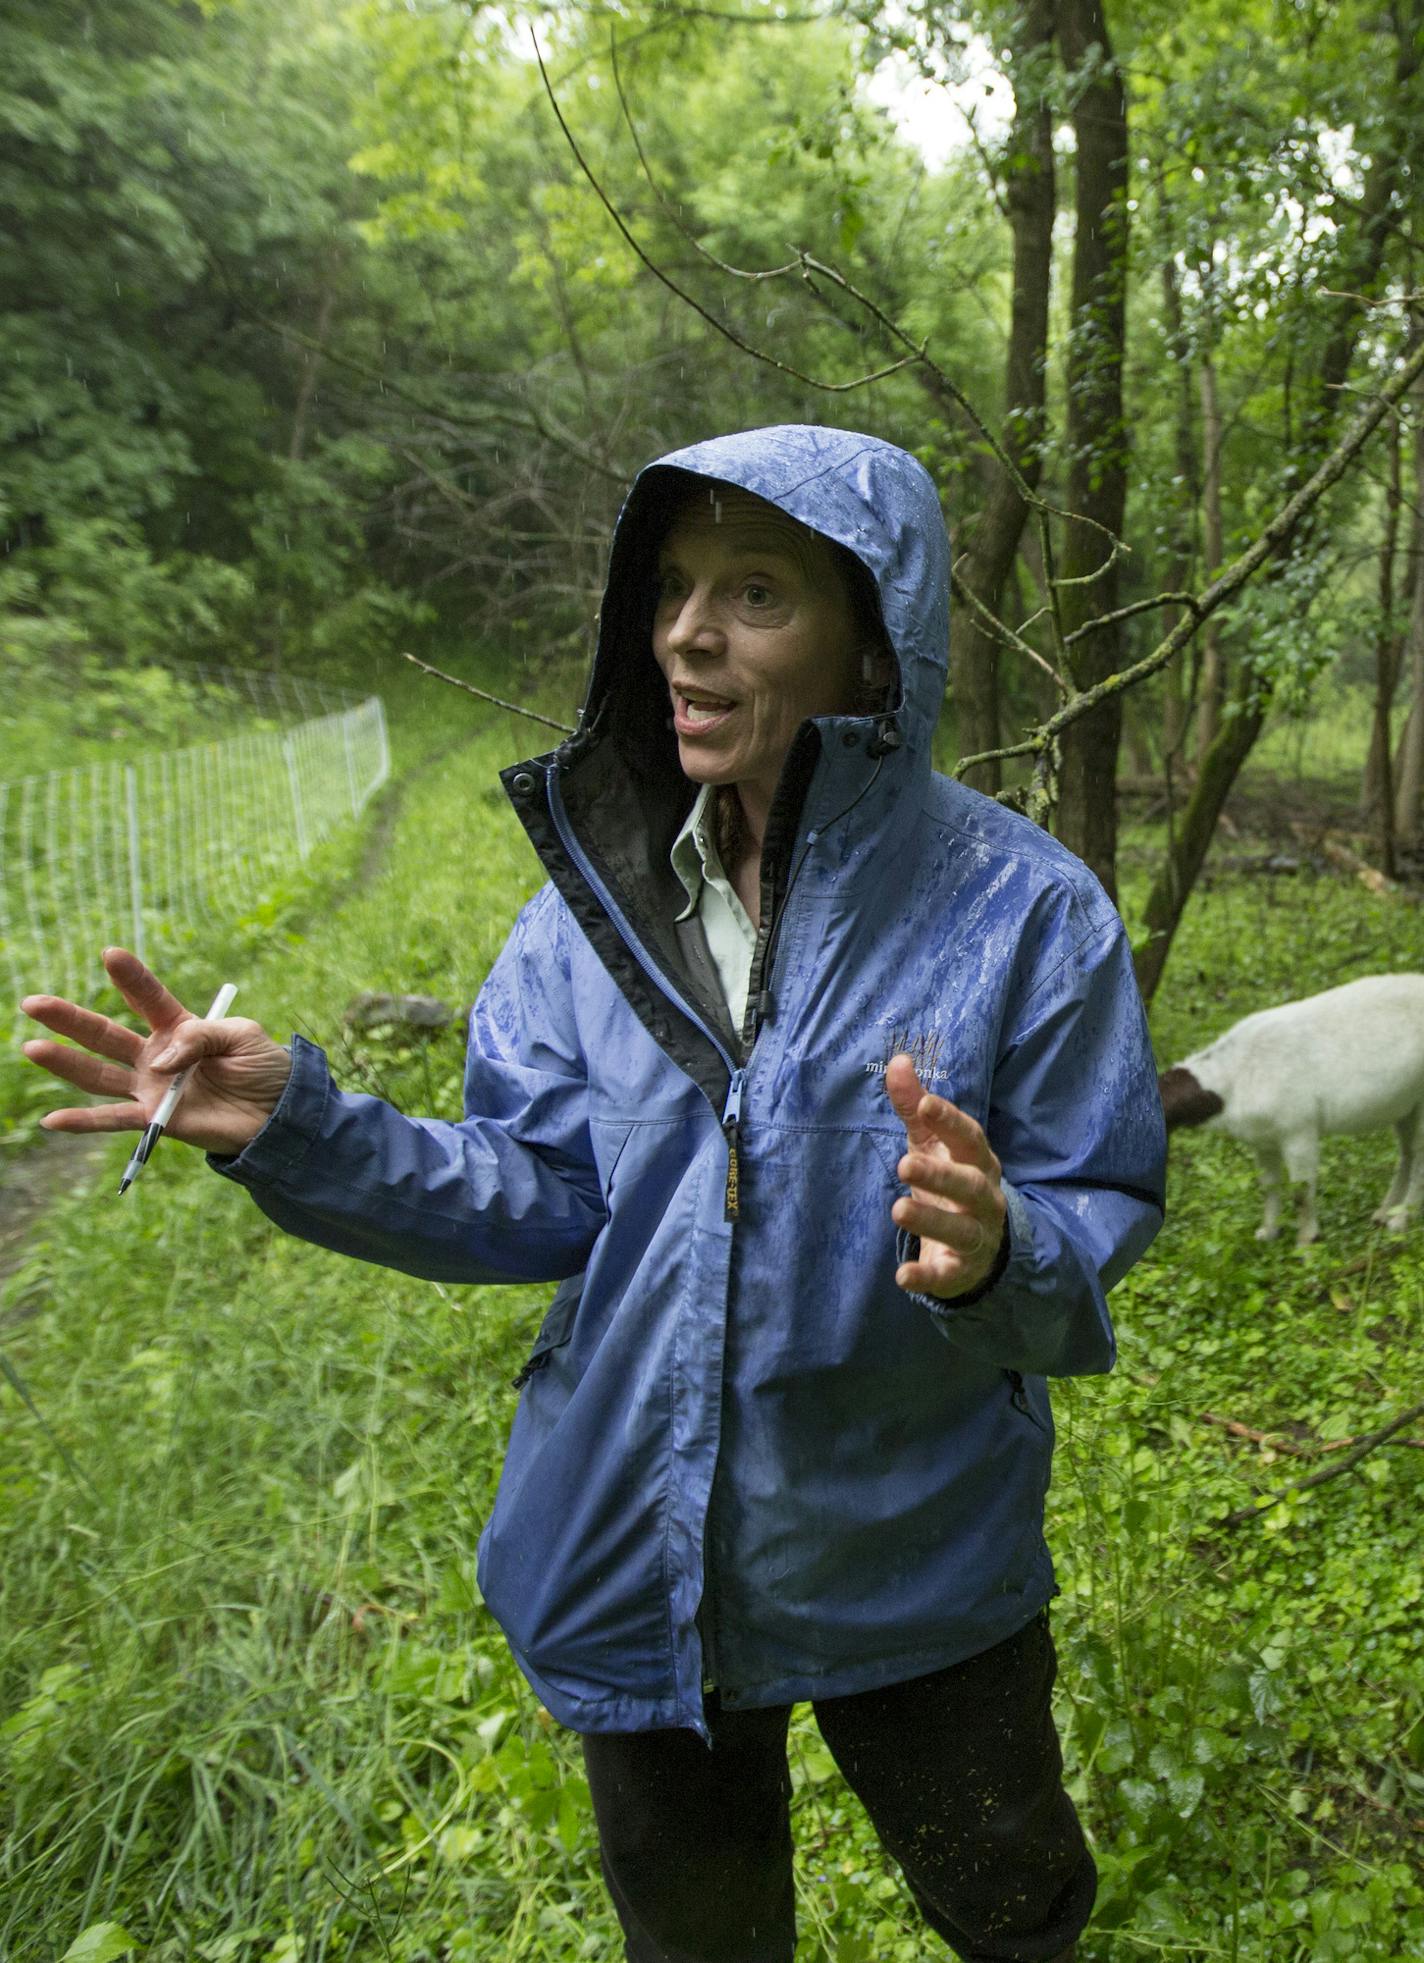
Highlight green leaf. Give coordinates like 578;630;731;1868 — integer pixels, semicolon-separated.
60;1927;139;1963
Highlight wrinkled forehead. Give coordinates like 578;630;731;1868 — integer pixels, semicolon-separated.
657;482;834;580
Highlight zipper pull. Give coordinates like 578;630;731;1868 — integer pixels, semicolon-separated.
722;1070;745;1222
511;1350;553;1392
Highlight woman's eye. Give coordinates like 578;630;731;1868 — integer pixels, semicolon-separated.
655;571;686;603
743;583;775;608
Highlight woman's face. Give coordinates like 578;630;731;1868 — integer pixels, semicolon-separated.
651;487;864;810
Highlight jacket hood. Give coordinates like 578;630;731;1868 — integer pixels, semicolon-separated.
583;425;950;776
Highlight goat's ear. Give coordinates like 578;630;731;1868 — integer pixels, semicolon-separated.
1158;1067;1224;1131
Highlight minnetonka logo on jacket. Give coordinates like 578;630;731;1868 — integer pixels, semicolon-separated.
217;427;1167;1740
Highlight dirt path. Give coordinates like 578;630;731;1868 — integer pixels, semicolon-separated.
0;1131;111;1311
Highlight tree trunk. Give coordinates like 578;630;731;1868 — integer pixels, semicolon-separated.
1158;250;1199;775
953;0;1056;793
1394;405;1424;847
1361;394;1405;872
1052;0;1130;897
1133;0;1421;999
1134;685;1268;1002
288;284;336;465
1193;348;1226;760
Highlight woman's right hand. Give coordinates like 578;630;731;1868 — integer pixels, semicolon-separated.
20;947;294;1158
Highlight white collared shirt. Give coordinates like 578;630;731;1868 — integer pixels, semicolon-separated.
670;784;757;1031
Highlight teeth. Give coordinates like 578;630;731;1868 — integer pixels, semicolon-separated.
680;692;733;721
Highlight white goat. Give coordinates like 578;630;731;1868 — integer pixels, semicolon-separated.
1159;973;1424;1245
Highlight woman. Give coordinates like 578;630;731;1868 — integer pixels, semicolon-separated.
23;425;1166;1963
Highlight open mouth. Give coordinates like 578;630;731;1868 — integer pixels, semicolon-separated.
673;688;737;732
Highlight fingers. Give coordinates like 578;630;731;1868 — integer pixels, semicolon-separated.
884;1053;937;1150
19;995;146;1066
896;1151;995;1209
19;1038;139;1101
896;1216;1007;1298
896;1246;980;1295
151;1015;257;1072
885;1055;1000;1173
912;1095;1000;1173
887;1060;1006;1299
101;946;190;1034
892;1193;991;1253
39;1100;147;1135
884;1052;928;1123
896;1247;953;1292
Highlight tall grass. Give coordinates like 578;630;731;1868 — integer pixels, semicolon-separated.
2;687;1423;1958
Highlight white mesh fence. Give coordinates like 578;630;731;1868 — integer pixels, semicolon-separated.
1;677;389;1014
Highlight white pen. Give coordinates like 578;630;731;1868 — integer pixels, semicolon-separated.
118;982;238;1195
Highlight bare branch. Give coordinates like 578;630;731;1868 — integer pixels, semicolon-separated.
533;32;917;394
1200;1410;1424;1455
1050;534;1129;590
958;327;1424;787
950;567;1068;695
570;0;825;24
1212;1395;1424;1530
1063;591;1202;646
235;300;633;486
544;33;1135;588
609;34;799;283
1317;285;1424;308
402;653;577;734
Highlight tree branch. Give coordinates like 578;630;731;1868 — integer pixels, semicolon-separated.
235;298;632;486
956;327;1424;784
533;32;916;394
950;566;1067;695
545;28;1129;570
401;654;576;733
1212;1395;1424;1530
1063;591;1201;646
1200;1410;1424;1455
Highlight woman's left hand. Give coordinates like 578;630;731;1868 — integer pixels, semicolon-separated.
885;1054;1008;1299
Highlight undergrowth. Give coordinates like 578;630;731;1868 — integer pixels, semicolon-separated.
2;715;1422;1959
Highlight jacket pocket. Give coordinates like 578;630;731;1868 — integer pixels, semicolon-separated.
511;1275;583;1390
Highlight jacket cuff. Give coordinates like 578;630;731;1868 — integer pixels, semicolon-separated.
207;1033;328;1187
895;1177;1029;1315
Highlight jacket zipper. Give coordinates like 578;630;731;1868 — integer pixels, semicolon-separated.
1006;1369;1051;1436
546;768;758;1706
510;1349;554;1392
545;768;801;1709
721;1070;745;1222
547;776;749;1223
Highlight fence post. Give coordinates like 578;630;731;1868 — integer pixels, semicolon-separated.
124;764;145;965
283;734;309;860
373;699;390;794
342;712;360;817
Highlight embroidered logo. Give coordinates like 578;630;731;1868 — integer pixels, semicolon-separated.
864;1025;953;1082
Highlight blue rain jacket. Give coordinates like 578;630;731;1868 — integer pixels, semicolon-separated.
216;425;1166;1739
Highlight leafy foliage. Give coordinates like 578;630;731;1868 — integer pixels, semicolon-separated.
4;697;1424;1956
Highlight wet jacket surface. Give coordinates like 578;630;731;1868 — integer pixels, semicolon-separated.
215;426;1167;1739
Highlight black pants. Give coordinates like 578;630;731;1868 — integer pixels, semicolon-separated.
580;1610;1093;1963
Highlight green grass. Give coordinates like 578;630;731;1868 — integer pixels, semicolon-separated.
2;695;1423;1959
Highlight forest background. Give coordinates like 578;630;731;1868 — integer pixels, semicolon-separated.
3;0;1424;1957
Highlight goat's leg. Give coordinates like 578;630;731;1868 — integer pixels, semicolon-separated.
1282;1132;1321;1246
1373;1115;1415;1225
1379;1105;1424;1231
1254;1145;1285;1242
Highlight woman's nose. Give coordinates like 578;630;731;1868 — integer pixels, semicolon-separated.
662;589;723;656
